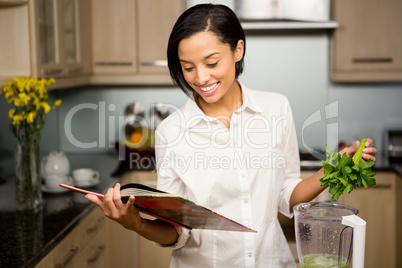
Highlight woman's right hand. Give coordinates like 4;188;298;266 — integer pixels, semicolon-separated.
86;183;143;231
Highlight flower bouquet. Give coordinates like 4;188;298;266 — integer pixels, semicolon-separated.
2;77;61;212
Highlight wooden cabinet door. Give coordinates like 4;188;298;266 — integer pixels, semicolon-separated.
47;228;81;268
338;172;399;268
91;0;137;74
332;0;402;81
80;231;109;268
137;0;184;75
35;0;63;77
106;219;140;268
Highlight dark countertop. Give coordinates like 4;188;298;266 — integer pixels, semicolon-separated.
0;151;119;268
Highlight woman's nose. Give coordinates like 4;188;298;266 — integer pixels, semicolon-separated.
195;67;209;85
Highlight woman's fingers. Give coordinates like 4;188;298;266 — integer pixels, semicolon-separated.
86;194;104;209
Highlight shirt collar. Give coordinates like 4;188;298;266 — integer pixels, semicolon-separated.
181;81;263;129
237;81;264;114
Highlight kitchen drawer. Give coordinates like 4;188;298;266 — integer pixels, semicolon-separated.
37;228;81;268
79;230;108;268
77;207;105;250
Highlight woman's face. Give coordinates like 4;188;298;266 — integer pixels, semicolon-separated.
178;31;244;104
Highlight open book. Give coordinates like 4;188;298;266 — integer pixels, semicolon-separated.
60;183;256;233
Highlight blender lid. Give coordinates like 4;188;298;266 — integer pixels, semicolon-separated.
294;202;359;221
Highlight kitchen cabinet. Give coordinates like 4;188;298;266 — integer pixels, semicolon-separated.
120;171;173;268
338;171;402;268
331;0;402;82
90;0;185;85
106;218;139;267
0;0;91;89
35;208;105;268
35;206;138;268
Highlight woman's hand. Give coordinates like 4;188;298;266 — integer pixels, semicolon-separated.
338;138;377;162
86;183;143;231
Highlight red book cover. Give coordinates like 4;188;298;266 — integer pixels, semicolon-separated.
60;183;256;233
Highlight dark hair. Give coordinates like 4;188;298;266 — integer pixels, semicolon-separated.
167;4;246;98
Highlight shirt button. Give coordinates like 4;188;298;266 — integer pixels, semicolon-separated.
244;199;248;203
248;253;253;258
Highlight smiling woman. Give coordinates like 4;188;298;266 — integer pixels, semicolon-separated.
85;4;377;268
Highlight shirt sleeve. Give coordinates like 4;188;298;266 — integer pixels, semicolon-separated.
153;226;191;250
152;127;191;249
277;96;302;218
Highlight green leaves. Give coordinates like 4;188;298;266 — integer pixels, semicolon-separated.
319;139;376;202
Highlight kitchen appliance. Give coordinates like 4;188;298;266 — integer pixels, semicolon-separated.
234;0;330;21
150;102;171;130
124;102;146;138
386;130;402;174
294;202;366;268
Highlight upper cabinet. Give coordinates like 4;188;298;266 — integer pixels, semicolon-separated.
331;0;402;82
36;0;91;78
90;0;185;85
0;0;91;89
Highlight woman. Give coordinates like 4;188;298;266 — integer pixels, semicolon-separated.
87;4;377;267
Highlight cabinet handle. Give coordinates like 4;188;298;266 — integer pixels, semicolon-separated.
86;217;104;235
87;245;106;264
43;68;63;75
141;60;167;67
353;57;393;63
55;246;78;268
68;67;83;74
95;61;133;66
371;184;392;189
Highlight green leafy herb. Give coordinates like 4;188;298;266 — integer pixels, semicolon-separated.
319;139;376;201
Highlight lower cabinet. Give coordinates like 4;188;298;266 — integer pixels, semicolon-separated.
338;171;402;268
36;171;172;268
35;207;137;268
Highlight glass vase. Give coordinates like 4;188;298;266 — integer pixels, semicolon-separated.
14;143;43;212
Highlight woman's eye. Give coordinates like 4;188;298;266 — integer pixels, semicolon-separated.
183;67;194;72
207;62;218;68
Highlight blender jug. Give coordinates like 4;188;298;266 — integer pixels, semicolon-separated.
294;202;366;268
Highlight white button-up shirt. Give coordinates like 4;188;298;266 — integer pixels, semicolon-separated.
155;82;302;268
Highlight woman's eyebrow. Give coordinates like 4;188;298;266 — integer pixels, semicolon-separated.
179;52;220;63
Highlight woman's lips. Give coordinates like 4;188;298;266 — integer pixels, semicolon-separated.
198;82;219;96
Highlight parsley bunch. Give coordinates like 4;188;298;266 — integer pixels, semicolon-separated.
320;139;376;202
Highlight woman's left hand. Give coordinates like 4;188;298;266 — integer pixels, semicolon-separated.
339;138;377;162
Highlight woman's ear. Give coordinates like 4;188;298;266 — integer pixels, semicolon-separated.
234;40;245;62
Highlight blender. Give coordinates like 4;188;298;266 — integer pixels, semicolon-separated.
294;202;366;268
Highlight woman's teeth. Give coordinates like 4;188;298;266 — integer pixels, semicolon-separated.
200;82;218;92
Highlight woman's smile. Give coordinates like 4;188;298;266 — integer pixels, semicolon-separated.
198;82;220;96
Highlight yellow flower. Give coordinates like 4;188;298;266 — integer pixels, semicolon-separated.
33;97;41;111
46;78;55;87
54;99;62;107
12;114;24;125
41;102;51;113
14;93;31;106
27;111;37;124
35;84;46;99
8;109;15;119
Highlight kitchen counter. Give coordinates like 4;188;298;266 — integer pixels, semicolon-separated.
0;151;119;268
